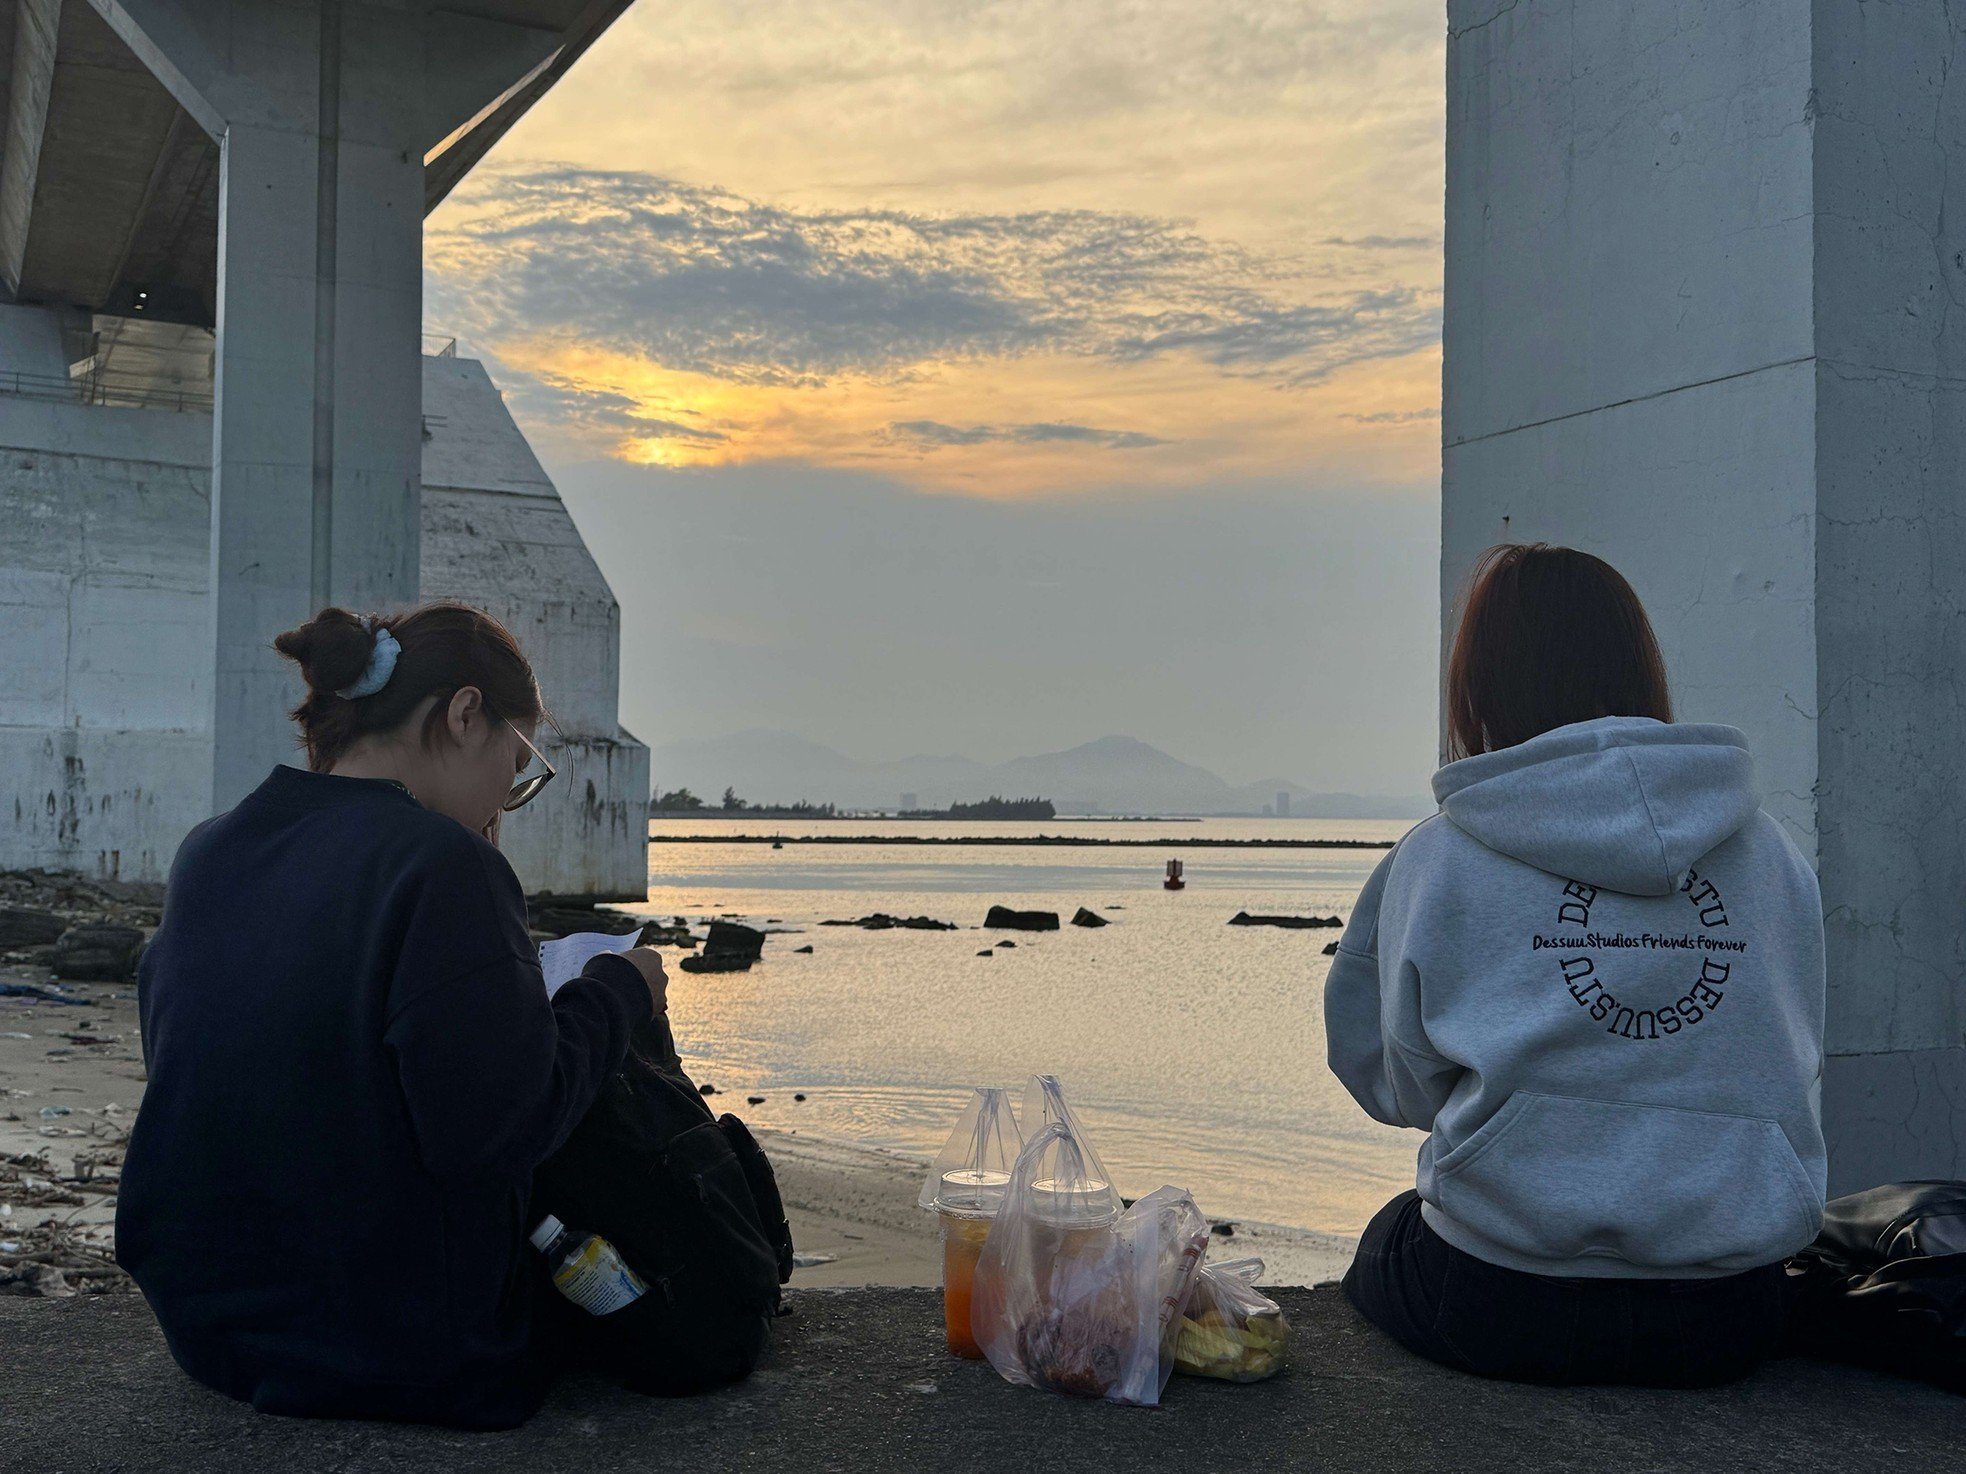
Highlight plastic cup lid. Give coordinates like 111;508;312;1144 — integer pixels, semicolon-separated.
936;1168;1011;1216
1029;1177;1119;1227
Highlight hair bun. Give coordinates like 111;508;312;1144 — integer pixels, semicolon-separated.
273;608;374;696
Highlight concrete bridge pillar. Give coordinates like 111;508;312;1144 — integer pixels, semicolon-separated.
1443;1;1966;1190
91;0;561;807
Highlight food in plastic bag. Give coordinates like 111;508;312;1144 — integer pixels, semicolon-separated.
919;1087;1024;1358
1174;1256;1288;1382
973;1116;1209;1406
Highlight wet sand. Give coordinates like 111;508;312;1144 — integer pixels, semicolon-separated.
0;966;1352;1293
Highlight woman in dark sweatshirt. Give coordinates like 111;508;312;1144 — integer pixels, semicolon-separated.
116;604;666;1429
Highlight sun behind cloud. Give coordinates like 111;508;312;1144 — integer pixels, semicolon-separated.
428;171;1441;496
424;0;1445;497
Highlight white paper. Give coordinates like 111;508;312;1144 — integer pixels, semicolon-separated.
539;928;642;999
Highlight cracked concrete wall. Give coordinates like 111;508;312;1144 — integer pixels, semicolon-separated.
0;305;649;899
1446;0;1966;1189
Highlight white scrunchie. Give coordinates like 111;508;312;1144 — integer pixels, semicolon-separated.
336;627;401;699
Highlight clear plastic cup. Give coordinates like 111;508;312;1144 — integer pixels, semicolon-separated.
937;1168;1010;1358
921;1088;1022;1359
1029;1175;1122;1275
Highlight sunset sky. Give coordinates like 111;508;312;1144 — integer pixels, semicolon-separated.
424;0;1447;796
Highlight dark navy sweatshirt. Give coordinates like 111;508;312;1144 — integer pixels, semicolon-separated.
116;765;649;1429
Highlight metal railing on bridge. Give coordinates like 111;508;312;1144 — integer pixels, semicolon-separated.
0;367;214;413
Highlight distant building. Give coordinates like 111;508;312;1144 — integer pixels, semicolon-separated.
1276;792;1292;818
900;792;918;811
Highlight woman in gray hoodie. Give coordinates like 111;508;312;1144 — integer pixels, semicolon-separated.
1327;543;1825;1387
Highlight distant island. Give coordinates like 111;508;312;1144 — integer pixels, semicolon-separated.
649;731;1434;820
648;788;1054;821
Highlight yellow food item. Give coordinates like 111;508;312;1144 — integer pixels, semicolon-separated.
1173;1308;1287;1382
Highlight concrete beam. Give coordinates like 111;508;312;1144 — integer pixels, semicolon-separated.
424;0;631;210
421;7;561;157
0;0;59;295
13;0;184;311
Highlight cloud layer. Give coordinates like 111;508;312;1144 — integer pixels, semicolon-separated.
426;168;1440;394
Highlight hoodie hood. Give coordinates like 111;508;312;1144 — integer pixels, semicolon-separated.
1432;717;1759;896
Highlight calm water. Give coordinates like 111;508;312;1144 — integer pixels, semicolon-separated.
621;818;1420;1236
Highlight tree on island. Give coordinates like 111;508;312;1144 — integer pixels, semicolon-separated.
933;796;1056;820
721;786;745;812
652;787;705;812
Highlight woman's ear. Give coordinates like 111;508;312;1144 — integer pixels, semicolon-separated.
446;685;484;744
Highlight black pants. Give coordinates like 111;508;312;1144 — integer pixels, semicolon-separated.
1342;1191;1789;1388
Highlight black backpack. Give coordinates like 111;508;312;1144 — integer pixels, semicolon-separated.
530;1018;795;1395
1786;1180;1966;1393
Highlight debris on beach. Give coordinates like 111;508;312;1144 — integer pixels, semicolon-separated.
793;944;814;954
699;1083;719;1095
1211;1221;1237;1238
0;908;67;949
1321;941;1339;955
0;1141;134;1298
977;949;994;958
0;872;163;938
0;982;87;1006
1227;911;1342;930
794;1093;806;1102
747;1095;766;1105
997;940;1017;948
819;914;958;931
1070;908;1109;928
49;925;146;982
983;906;1059;932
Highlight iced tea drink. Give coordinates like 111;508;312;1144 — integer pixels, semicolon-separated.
936;1168;1008;1358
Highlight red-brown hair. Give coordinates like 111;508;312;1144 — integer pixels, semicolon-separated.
273;604;543;772
1445;544;1672;761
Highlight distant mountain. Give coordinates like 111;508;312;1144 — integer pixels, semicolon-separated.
651;730;1431;819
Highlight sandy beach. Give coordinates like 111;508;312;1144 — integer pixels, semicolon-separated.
1;966;1354;1295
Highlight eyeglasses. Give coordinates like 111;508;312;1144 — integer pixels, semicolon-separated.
499;716;558;812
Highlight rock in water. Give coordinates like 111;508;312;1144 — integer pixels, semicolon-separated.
984;905;1060;932
680;953;752;974
1070;907;1109;928
819;913;957;931
1227;911;1342;930
51;925;146;981
703;920;766;962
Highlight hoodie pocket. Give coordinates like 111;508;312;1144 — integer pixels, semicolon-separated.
1431;1092;1821;1270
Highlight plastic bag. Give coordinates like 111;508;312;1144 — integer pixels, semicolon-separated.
918;1086;1023;1214
973;1118;1208;1406
1173;1257;1289;1382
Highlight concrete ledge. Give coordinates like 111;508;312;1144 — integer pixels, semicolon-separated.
5;1287;1962;1473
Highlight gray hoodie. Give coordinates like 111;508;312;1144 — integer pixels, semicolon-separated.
1326;716;1826;1278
